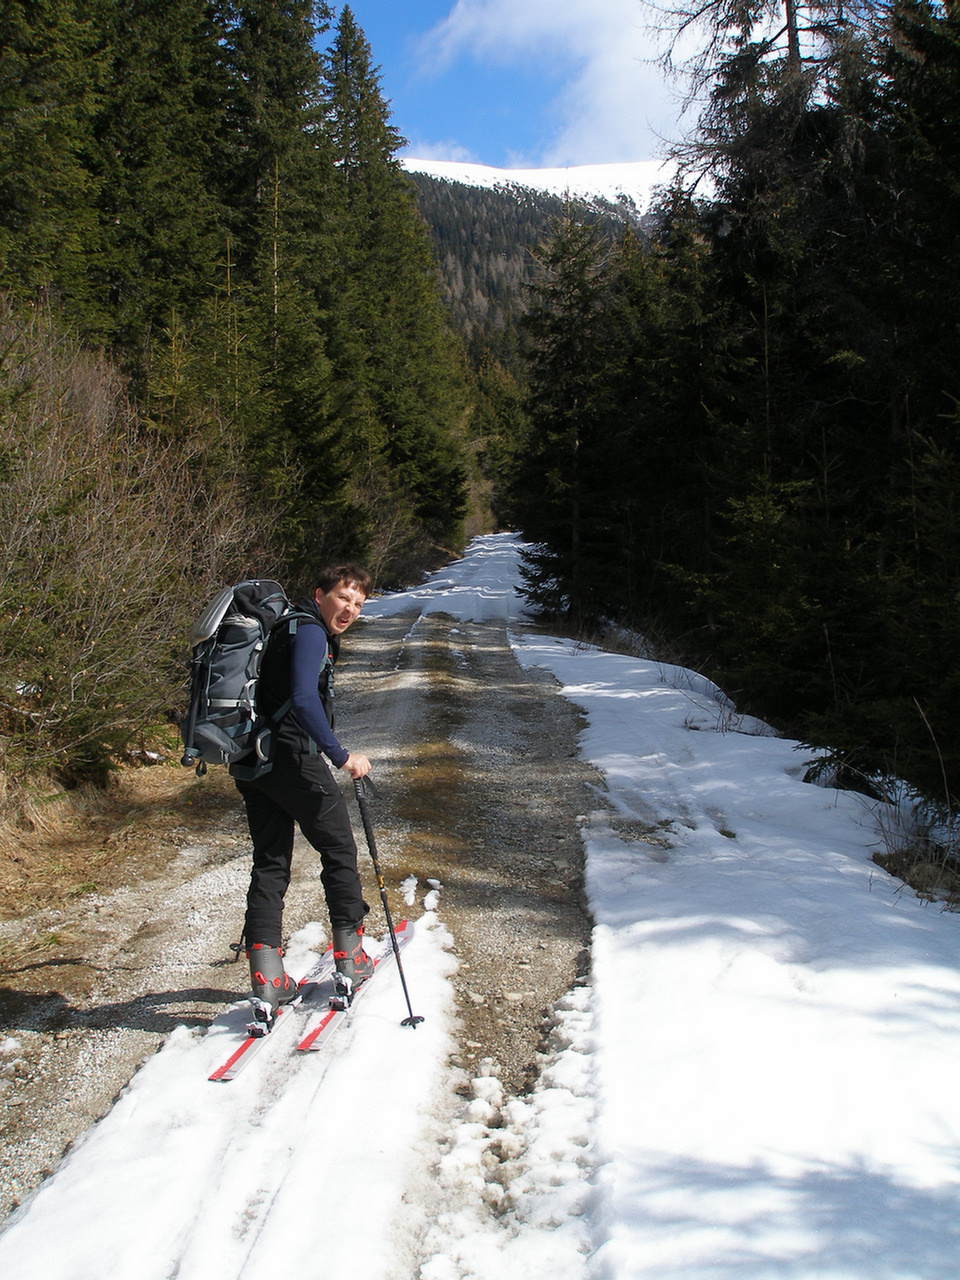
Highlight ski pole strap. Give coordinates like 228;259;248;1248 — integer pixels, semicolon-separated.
354;774;379;800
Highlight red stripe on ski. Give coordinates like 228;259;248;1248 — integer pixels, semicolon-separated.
295;919;413;1053
208;947;335;1083
296;1006;339;1051
208;1000;297;1081
209;1038;258;1082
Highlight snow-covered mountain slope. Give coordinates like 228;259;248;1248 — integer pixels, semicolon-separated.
402;157;675;212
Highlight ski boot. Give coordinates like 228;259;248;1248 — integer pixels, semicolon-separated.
331;924;374;1006
247;943;298;1034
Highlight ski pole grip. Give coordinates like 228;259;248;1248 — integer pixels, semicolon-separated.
353;777;377;848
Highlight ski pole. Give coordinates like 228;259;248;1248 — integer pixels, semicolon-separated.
354;777;424;1028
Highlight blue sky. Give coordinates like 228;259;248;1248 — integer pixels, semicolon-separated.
330;1;680;169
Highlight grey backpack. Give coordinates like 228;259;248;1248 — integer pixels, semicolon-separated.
180;580;309;776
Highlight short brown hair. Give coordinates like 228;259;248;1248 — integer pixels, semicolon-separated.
315;565;372;597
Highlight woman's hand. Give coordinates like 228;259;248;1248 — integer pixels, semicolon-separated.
341;752;371;779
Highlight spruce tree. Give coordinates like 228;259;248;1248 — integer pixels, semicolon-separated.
315;9;467;554
0;0;102;306
214;1;369;573
515;217;617;620
606;197;730;624
219;0;331;279
85;0;231;362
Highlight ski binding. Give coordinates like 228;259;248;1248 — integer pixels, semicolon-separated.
329;971;355;1011
246;997;282;1037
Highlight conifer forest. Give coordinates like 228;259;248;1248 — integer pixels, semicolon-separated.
0;0;957;824
509;0;960;815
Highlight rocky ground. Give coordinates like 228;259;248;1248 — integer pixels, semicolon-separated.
0;610;602;1221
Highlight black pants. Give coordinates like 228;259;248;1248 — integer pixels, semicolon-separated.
236;747;369;947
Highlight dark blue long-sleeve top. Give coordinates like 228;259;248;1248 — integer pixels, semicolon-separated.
288;619;349;769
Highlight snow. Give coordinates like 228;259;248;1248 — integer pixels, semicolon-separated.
371;532;529;624
402;157;676;213
4;531;960;1278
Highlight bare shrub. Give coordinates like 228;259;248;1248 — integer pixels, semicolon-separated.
0;299;260;787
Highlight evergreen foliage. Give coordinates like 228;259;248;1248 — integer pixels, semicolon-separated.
512;0;959;809
87;0;230;356
408;171;647;371
0;0;469;566
0;0;102;304
320;9;467;557
0;1;471;783
470;356;530;529
514;219;619;618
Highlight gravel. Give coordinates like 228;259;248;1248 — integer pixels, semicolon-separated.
0;611;599;1220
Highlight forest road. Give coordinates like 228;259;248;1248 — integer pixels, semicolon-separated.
0;609;600;1221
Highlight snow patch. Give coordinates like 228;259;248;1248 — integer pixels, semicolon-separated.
418;985;598;1280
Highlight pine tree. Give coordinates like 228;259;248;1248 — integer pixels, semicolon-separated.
669;0;960;798
471;356;529;530
514;217;618;620
219;0;331;282
213;1;370;573
607;196;731;623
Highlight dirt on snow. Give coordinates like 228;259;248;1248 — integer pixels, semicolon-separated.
0;611;602;1221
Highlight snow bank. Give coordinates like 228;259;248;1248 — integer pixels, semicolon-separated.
511;629;960;1279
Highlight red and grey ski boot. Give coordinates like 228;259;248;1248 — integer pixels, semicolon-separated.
332;924;374;1003
247;943;298;1028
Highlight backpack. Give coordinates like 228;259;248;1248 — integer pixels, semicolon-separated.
179;580;310;777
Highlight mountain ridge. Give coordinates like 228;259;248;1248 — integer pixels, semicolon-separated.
405;167;647;368
402;157;675;214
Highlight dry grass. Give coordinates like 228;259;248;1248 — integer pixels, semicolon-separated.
0;749;239;920
870;787;960;908
873;849;960;907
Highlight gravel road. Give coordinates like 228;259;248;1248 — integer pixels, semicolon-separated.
0;610;600;1221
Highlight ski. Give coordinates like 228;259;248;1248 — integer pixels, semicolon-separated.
296;918;414;1053
208;948;335;1083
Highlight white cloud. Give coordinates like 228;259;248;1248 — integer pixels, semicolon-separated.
403;138;482;164
420;0;680;165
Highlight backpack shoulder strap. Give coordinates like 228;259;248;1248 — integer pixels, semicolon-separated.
263;609;323;724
